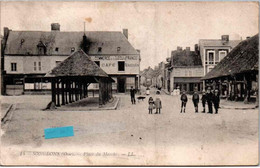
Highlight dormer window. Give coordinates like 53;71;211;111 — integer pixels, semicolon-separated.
37;41;47;55
98;47;102;52
71;47;75;53
117;47;121;52
55;47;59;52
20;39;25;45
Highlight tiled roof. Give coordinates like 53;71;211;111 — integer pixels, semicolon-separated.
203;34;259;80
170;50;202;67
199;39;241;48
5;31;139;55
45;50;110;78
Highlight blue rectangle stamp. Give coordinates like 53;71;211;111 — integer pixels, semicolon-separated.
44;126;74;139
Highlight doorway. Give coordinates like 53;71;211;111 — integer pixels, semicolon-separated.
117;77;126;93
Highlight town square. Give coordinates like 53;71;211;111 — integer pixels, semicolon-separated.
0;1;259;166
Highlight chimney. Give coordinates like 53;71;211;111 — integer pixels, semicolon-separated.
177;46;182;51
123;29;128;39
3;27;10;40
194;44;199;54
186;47;190;55
51;23;60;31
221;35;229;42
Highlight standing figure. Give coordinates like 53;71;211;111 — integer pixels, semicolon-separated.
180;91;188;113
146;87;150;95
201;90;207;113
206;87;214;114
192;91;200;113
154;97;162;114
130;86;136;104
148;97;154;114
213;90;220;114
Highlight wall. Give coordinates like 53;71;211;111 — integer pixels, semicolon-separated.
4;55;68;74
91;55;140;75
172;66;204;77
5;54;140;75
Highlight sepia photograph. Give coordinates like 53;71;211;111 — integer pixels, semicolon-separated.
0;1;259;166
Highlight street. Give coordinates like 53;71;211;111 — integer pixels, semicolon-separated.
0;88;258;165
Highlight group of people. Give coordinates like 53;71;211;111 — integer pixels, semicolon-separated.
180;87;220;114
148;96;162;114
130;86;220;115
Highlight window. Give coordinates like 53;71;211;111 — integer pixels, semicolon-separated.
219;50;227;61
71;47;75;53
207;51;215;64
38;62;41;71
34;62;37;71
94;61;100;67
55;47;59;52
11;63;17;71
98;47;102;52
118;61;125;71
117;47;121;52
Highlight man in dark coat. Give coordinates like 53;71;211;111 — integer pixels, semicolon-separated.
192;91;200;113
201;90;207;113
180;91;188;113
206;87;214;114
130;86;136;104
213;90;220;114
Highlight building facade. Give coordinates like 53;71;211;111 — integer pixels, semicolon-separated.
2;23;140;95
198;35;241;79
168;47;204;94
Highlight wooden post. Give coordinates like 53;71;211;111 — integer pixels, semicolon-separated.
234;77;238;101
65;79;68;104
99;79;103;106
79;80;83;100
68;80;72;103
256;73;259;107
56;79;60;107
71;81;75;102
51;78;56;106
61;79;65;105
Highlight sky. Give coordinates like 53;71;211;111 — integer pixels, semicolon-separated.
0;1;259;70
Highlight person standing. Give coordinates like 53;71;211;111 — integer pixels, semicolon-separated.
213;90;220;114
154;97;162;114
148;97;154;114
201;90;207;113
192;91;200;113
130;86;136;104
206;87;214;114
180;91;188;113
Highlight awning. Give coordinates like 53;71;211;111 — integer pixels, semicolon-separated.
174;77;202;83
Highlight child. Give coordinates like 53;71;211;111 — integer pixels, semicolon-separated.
201;90;207;113
180;91;188;113
154;97;162;114
148;97;154;114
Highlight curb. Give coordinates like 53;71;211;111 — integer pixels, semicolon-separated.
98;97;120;110
1;104;13;123
55;97;120;111
220;106;257;110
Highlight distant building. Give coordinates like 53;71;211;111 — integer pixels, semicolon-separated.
151;62;166;89
2;24;140;95
199;35;241;77
168;47;204;94
140;66;154;87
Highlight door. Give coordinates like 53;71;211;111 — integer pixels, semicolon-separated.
117;77;126;93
